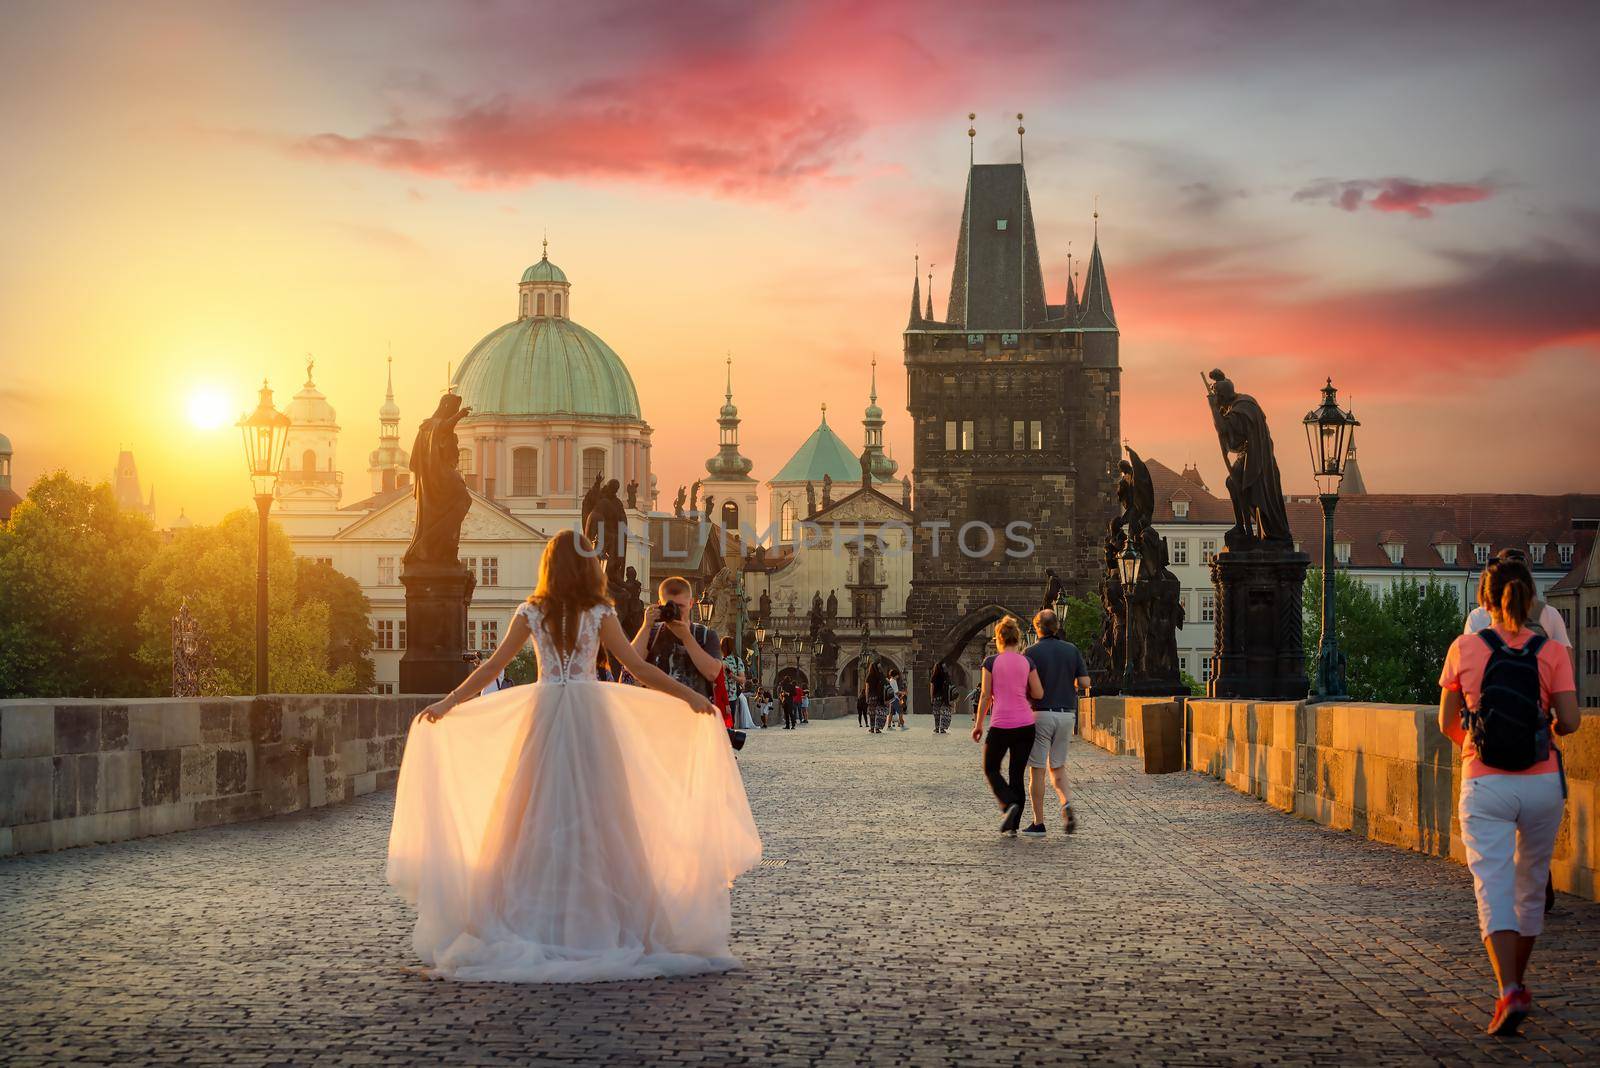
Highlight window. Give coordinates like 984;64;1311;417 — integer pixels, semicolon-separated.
553;293;563;317
961;421;974;450
536;293;546;316
1437;543;1457;565
480;619;498;650
1586;648;1597;675
1558;543;1574;565
1384;542;1404;565
945;421;958;451
397;620;406;650
302;449;317;473
1179;654;1189;675
1474;543;1490;565
1029;420;1042;450
480;557;498;586
512;447;539;496
378;556;396;585
1201;592;1216;623
375;620;395;650
458;447;473;474
313;556;333;568
1200;656;1212;683
582;448;607;490
1529;542;1547;564
995;219;1008;230
520;294;528;317
1172;500;1189;519
1012;420;1026;450
1171;540;1188;566
466;620;477;651
1200;539;1218;565
1335;541;1351;565
780;500;797;542
375;682;395;695
721;500;739;531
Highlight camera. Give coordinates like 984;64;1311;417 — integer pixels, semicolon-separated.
657;600;681;624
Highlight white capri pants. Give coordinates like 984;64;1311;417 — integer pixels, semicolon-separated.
1459;771;1564;938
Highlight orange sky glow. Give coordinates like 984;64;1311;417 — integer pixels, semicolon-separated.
3;1;1598;528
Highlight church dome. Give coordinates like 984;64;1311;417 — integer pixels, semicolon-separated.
453;317;641;421
0;431;11;454
287;370;337;427
521;255;569;285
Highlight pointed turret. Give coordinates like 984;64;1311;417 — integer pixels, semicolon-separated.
860;357;898;483
907;256;923;328
925;268;934;321
1078;232;1117;330
1063;249;1079;320
1341;435;1367;495
945;163;1049;329
705;355;754;480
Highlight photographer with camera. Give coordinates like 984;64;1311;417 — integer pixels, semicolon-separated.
630;575;724;707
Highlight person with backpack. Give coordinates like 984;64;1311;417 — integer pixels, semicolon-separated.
1438;555;1581;1037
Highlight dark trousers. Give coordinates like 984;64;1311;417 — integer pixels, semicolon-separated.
783;703;797;728
858;705;869;726
983;724;1036;809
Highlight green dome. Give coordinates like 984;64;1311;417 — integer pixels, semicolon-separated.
0;431;11;454
452;317;641;421
521;256;568;284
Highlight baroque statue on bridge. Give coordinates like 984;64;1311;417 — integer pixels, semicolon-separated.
403;393;473;567
1205;368;1293;550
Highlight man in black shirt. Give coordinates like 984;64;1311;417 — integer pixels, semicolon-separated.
630;576;723;700
1021;608;1091;835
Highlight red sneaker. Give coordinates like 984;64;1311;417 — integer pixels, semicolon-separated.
1487;989;1529;1036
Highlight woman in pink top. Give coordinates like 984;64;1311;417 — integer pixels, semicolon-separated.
972;616;1043;836
1438;557;1580;1036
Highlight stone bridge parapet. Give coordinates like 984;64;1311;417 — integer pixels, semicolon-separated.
1;694;433;857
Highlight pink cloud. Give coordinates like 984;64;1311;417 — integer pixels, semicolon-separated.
1294;177;1496;218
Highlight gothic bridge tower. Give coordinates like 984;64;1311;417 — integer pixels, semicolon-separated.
903;152;1120;712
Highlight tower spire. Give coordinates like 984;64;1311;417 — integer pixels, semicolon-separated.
1079;210;1117;330
1064;244;1079;319
926;264;935;321
1016;113;1025;165
967;112;976;166
908;254;923;328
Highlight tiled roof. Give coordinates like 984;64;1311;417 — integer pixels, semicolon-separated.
1146;454;1600;573
1548;531;1596;594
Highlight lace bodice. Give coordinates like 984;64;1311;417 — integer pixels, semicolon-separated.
517;601;612;684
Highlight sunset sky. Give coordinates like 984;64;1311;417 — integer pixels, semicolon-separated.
3;0;1598;525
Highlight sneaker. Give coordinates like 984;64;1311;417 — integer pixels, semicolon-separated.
1063;804;1078;834
1000;802;1022;835
1021;823;1046;837
1487;988;1529;1036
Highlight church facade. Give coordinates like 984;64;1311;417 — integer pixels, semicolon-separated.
275;249;654;692
903;159;1121;713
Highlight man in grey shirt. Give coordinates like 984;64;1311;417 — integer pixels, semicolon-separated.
1021;609;1091;835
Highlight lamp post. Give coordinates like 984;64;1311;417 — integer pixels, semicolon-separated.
1116;535;1142;692
754;625;767;693
237;380;291;695
1303;377;1359;701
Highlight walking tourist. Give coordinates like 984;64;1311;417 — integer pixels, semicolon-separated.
972;616;1043;836
864;663;889;733
930;660;956;734
758;688;772;729
780;685;796;729
1464;548;1571;648
887;669;907;730
857;685;870;728
1020;609;1092;836
1438;555;1580;1035
798;684;810;725
388;531;761;983
721;636;757;730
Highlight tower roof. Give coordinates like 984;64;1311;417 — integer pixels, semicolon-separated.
378;357;400;421
287;360;338;427
0;431;11;454
1078;235;1117;329
1341;436;1368;495
945;163;1049;329
772;406;882;485
864;357;883;421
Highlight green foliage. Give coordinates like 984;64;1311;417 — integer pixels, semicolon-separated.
135;509;367;696
1058;593;1102;651
0;473;161;698
1180;670;1204;697
295;558;376;691
1304;569;1464;704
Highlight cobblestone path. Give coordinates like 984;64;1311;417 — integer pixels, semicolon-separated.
3;719;1598;1065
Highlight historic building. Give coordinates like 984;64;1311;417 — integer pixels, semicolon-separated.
699;357;758;535
276;247;654;692
1548;532;1600;709
903;157;1121;712
1139;451;1600;688
111;449;155;520
0;431;18;521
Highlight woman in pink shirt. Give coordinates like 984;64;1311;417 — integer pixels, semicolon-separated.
972;616;1043;836
1438;557;1580;1036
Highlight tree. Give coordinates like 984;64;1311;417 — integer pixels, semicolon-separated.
135;510;364;695
0;473;160;698
1058;593;1102;652
1304;570;1463;703
505;647;538;685
295;558;376;691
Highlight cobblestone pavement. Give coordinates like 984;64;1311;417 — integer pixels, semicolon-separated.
3;720;1598;1066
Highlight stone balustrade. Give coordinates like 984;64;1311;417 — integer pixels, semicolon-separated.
1;694;432;858
1080;695;1600;901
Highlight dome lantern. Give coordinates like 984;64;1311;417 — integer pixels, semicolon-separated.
705;355;754;479
517;237;572;320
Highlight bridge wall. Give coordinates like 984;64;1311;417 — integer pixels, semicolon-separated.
1082;696;1600;902
0;695;432;858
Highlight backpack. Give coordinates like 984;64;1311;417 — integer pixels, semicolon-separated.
1466;630;1551;771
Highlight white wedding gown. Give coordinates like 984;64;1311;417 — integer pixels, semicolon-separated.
387;602;762;982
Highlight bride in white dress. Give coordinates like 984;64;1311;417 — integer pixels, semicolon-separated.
387;530;762;983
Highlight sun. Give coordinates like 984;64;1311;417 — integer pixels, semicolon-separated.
186;388;230;431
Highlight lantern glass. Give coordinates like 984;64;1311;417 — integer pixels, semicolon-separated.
1117;540;1141;587
813;641;824;658
755;626;767;644
237;380;291;497
1303;377;1359;496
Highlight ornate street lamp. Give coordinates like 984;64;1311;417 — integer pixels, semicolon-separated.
1116;535;1142;691
753;625;767;690
697;588;716;626
237;380;291;695
1303;377;1359;701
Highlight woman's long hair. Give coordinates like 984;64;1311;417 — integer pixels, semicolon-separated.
1484;556;1535;632
529;530;611;656
994;615;1022;650
864;660;884;700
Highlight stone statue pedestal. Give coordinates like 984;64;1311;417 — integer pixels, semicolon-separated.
398;563;476;695
1207;547;1309;700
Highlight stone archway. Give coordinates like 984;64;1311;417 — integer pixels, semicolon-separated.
775;666;809;694
839;654;902;698
909;600;1030;716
